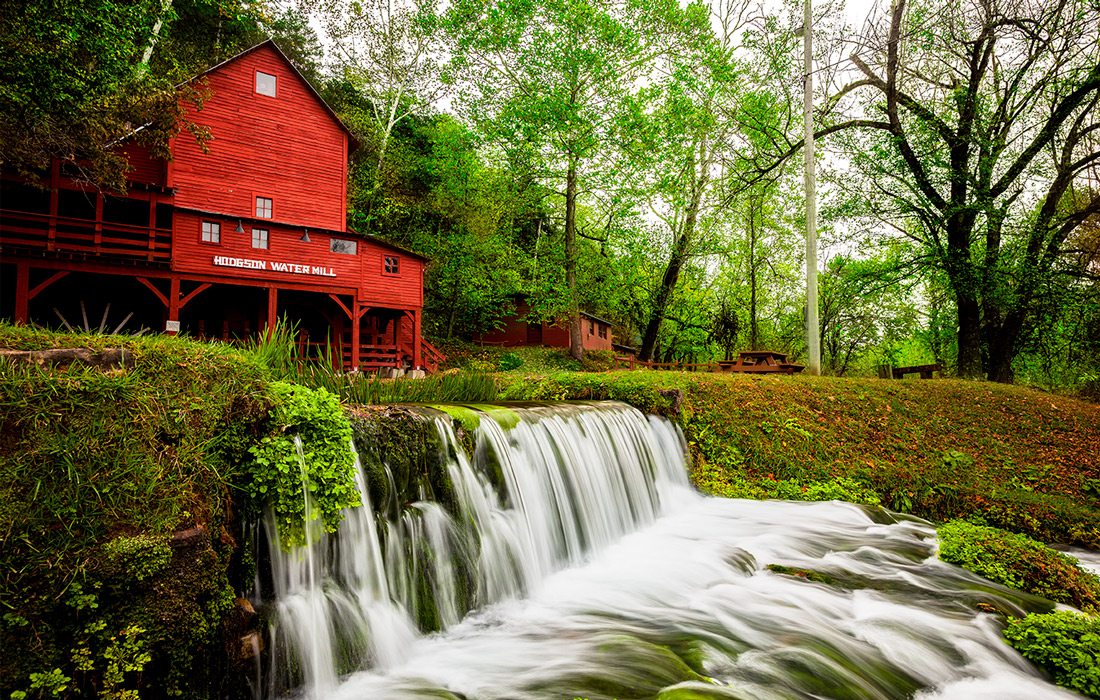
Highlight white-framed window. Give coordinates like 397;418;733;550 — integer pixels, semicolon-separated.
256;71;277;97
330;238;358;255
252;228;269;249
201;220;220;244
384;255;400;274
255;196;272;218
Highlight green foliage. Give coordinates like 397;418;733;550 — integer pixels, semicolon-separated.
247;381;360;548
937;520;1100;612
100;535;172;583
1004;611;1100;698
497;351;524;371
244;319;499;404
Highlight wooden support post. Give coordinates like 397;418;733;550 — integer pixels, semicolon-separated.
47;161;59;251
147;195;158;261
94;193;104;251
350;303;361;372
413;309;422;370
14;263;30;324
167;277;180;335
266;287;278;335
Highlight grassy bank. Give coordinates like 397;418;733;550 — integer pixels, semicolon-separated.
0;326;273;697
499;370;1100;548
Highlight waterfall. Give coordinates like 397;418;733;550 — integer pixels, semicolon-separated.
258;402;1076;700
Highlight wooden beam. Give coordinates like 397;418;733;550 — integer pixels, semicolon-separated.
357;305;372;320
328;293;352;319
136;277;169;307
167;277;181;333
351;303;361;371
266;287;278;333
413;308;422;370
179;283;211;309
47;160;59;251
28;270;69;300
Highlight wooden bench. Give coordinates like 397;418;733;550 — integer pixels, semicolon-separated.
882;363;941;379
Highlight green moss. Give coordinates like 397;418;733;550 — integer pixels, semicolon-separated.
427;404;482;433
937;520;1100;611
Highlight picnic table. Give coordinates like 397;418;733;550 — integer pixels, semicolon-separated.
717;350;805;375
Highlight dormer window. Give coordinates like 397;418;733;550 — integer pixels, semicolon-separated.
384;255;400;274
256;71;277;97
255;196;272;218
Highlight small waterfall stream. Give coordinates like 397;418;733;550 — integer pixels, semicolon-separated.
258;402;1078;700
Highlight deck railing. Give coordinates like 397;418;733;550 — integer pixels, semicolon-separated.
0;208;172;262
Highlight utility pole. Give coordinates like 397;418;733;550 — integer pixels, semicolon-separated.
803;0;821;375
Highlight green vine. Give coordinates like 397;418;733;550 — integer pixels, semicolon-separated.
248;381;360;548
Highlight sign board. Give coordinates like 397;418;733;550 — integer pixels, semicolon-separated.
165;320;181;332
212;255;337;278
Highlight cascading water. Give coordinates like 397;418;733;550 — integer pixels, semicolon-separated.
258;402;1080;700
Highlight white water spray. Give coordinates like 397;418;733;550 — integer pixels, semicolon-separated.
259;402;1078;700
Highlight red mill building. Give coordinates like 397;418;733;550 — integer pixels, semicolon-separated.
0;41;442;372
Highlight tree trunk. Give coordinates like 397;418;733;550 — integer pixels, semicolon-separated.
986;312;1024;383
955;292;983;378
565;157;583;361
639;230;690;361
639;146;709;361
748;197;759;350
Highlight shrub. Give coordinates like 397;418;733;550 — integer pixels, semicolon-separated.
937;520;1100;611
1004;611;1100;698
246;381;360;547
498;351;524;371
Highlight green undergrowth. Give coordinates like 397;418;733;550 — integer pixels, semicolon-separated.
498;370;1100;548
1004;611;1100;698
937;520;1100;612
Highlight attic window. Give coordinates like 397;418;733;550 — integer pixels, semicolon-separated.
255;196;272;218
256;71;277;97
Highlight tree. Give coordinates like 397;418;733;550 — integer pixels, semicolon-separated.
835;0;1100;380
316;0;446;182
444;0;700;359
0;0;284;189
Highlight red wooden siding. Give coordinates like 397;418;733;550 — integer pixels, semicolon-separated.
121;144;166;187
478;303;614;351
169;44;347;232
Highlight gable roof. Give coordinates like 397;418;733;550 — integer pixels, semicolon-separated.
189;39;359;151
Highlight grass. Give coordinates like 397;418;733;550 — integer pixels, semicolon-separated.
498;370;1100;547
0;324;270;697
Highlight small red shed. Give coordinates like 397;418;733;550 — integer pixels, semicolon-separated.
0;41;442;372
478;300;615;352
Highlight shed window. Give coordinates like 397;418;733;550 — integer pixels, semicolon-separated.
256;71;277;97
598;325;607;339
384;255;400;274
252;228;269;249
331;239;358;255
201;221;221;244
588;321;595;335
255;196;272;218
